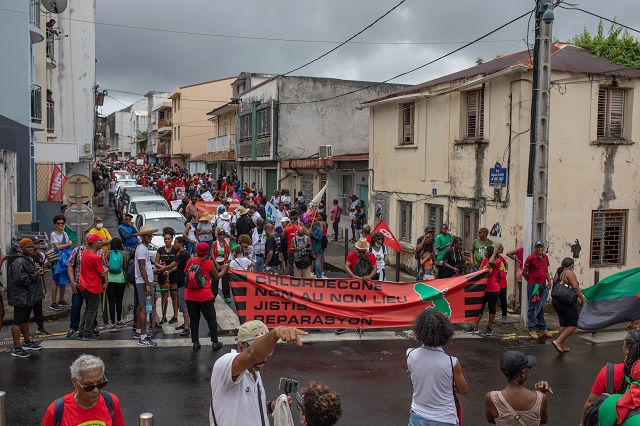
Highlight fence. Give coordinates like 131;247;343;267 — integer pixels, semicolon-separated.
35;163;63;202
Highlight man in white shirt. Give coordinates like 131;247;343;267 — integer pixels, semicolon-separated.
209;321;307;426
218;212;234;244
133;225;158;347
251;218;267;273
250;205;262;226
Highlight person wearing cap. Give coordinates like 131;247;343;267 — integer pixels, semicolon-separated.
485;351;552;425
66;235;102;339
88;217;112;252
118;213;139;254
7;238;44;357
79;234;108;341
217;211;235;244
133;225;159;347
196;213;215;249
295;382;343;426
522;241;553;340
209;321;308;426
235;206;256;239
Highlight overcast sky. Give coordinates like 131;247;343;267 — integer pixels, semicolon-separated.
96;0;640;114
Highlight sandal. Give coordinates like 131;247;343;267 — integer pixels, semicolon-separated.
551;341;564;354
0;347;11;354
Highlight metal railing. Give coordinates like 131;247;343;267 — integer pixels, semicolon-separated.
31;84;42;123
46;34;55;59
47;101;54;132
30;0;41;28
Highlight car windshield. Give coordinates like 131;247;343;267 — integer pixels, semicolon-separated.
130;201;168;214
125;188;155;197
115;173;132;180
144;217;186;235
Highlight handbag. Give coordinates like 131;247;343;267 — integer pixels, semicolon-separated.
45;248;59;263
449;356;463;425
552;271;578;305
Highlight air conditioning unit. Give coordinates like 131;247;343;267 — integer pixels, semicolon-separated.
319;145;333;159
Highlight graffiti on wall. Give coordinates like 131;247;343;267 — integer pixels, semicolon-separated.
571;239;582;258
489;221;502;238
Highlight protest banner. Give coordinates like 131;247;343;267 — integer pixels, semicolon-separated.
229;270;489;328
48;165;66;201
170;200;182;211
196;201;240;218
201;191;214;202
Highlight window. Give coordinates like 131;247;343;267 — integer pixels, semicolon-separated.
597;88;624;139
400;103;415;145
177;126;180;140
258;107;271;137
426;204;444;230
399;201;413;241
173;97;180;112
591;210;627;267
466;89;484;139
174;126;177;141
459;208;479;250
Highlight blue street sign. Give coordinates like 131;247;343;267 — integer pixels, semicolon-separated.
489;162;508;186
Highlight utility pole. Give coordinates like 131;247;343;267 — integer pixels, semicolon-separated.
522;0;554;325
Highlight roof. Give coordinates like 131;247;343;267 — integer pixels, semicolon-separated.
187;153;207;162
129;195;167;202
206;102;238;116
364;43;640;104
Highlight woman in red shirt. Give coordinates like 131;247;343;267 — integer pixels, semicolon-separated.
184;242;228;351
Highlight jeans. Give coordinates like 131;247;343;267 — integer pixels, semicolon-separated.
80;290;101;334
70;290;97;331
313;252;322;278
287;254;295;276
332;221;340;241
254;255;265;273
186;299;218;344
185;241;196;255
408;411;458;426
108;192;115;205
527;283;547;331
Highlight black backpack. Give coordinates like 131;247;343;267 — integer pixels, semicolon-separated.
352;252;373;278
54;391;114;426
126;243;141;284
584;362;615;426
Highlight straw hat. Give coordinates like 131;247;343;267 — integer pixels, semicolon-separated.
354;238;370;250
134;225;158;236
199;212;213;222
237;206;250;216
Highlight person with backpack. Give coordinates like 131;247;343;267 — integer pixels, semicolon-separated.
105;238;128;332
598;359;640;426
41;354;125;426
345;238;377;281
582;331;640;425
290;227;312;278
369;232;387;281
78;234;108;342
184;242;228;351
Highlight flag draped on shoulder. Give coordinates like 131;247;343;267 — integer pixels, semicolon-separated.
578;267;640;330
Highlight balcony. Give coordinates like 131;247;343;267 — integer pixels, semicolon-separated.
157;142;171;156
158;117;171;129
46;35;56;69
237;135;271;160
31;84;42;124
46;101;54;132
29;0;44;43
206;134;235;161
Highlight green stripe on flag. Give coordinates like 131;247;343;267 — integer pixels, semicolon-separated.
582;267;640;301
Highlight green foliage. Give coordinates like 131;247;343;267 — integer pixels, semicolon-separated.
475;57;484;65
570;20;640;69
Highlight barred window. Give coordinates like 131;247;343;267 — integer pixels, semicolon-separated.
399;201;413;241
590;210;627;267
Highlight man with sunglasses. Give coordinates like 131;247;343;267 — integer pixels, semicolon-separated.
117;213;139;254
42;354;125;425
209;320;307;426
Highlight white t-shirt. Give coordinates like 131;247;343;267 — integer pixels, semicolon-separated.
230;257;251;271
134;244;153;284
370;245;386;272
219;220;232;244
50;231;69;247
210;351;268;426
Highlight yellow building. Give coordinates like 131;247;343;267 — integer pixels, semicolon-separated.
363;43;640;289
169;77;234;166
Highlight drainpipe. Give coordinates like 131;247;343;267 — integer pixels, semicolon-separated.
251;101;261;161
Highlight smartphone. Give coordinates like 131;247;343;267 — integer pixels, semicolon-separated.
278;377;299;395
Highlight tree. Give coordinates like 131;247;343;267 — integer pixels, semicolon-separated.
570;20;640;69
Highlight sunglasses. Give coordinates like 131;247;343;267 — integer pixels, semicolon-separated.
56;221;65;225
78;377;108;392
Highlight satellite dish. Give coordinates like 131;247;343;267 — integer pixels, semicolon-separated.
41;0;68;14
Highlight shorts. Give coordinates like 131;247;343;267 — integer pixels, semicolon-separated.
134;282;149;306
13;305;33;326
177;287;188;313
481;291;500;315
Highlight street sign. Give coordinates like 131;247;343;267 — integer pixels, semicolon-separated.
489;162;508;187
65;204;94;228
63;174;95;203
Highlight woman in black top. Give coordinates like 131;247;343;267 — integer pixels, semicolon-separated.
441;237;470;278
154;229;178;325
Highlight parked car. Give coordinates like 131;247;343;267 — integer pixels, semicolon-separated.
134;211;186;260
114;179;137;192
113;170;132;181
115;185;156;220
123;195;170;225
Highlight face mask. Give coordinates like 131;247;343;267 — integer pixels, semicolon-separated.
375;242;382;248
96;223;104;229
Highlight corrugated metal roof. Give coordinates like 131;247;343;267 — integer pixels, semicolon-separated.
364;43;640;104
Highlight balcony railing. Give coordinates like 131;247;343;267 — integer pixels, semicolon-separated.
206;134;234;153
30;0;41;28
46;101;54;132
237;136;271;159
46;34;54;59
31;84;42;124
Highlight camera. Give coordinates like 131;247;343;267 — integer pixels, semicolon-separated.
278;377;299;395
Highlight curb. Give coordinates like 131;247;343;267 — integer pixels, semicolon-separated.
2;308;70;327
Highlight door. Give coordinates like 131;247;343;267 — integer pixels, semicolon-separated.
358;184;368;221
459;208;479;251
265;169;277;198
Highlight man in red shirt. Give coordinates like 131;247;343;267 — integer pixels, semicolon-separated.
79;234;107;341
42;354;125;426
345;238;377;280
284;212;302;276
522;240;553;340
163;184;173;202
221;177;229;195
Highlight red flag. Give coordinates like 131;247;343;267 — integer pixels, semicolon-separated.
371;219;403;252
48;165;66;202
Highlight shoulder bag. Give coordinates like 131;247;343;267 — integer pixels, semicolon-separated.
551;271;578;305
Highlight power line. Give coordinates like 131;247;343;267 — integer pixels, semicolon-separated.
558;5;640;35
280;8;533;105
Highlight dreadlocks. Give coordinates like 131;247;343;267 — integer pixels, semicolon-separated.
621;330;640;392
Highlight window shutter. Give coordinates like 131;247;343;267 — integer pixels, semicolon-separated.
467;91;477;137
609;89;624;138
403;103;414;144
597;89;606;139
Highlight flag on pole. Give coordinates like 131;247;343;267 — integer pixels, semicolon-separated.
265;201;283;226
309;183;328;207
371;219;403;252
48;165;66;201
577;267;640;330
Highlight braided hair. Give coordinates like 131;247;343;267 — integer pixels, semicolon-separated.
621;330;640;392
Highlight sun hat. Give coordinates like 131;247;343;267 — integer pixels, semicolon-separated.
219;212;232;221
354;238;370;250
196;242;210;256
134;225;159;236
87;234;103;244
237;320;269;344
199;212;213;222
237;207;250;216
281;217;291;224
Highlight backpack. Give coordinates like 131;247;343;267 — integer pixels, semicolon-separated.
126;243;141;284
293;236;310;269
353;252;374;278
108;250;123;274
54;391;114;426
584;362;615;426
186;259;206;289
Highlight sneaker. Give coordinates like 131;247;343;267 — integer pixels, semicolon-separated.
66;329;77;338
168;317;178;325
335;329;346;335
133;332;141;339
76;331;84;340
463;326;478;334
175;324;185;331
193;342;201;351
36;327;51;335
58;300;69;307
12;347;30;358
157;319;166;326
212;342;223;351
501;315;508;325
92;327;100;336
116;321;127;329
485;327;494;336
106;324;117;332
224;297;231;304
82;333;100;341
138;337;158;347
50;303;63;311
23;340;43;351
180;328;190;337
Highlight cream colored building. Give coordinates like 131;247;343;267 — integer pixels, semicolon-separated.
364;43;640;289
169;77;234;166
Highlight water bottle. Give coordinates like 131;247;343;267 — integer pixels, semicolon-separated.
145;295;153;313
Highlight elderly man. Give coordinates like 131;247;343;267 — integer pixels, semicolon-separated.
210;321;307;426
42;354;125;425
7;238;44;358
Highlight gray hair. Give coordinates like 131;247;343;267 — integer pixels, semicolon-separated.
70;354;105;381
493;242;504;249
362;224;371;234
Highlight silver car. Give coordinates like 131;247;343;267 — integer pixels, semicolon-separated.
134;211;186;260
124;195;170;225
